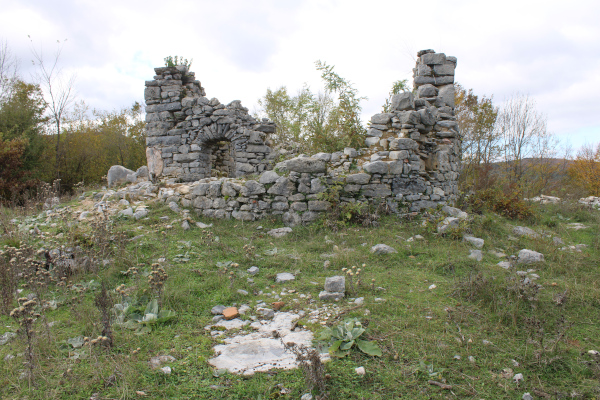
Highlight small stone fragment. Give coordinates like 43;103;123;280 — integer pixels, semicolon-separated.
223;307;239;320
271;301;285;311
211;305;226;315
355;366;366;376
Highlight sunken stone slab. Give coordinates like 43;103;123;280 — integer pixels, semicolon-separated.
208;312;318;375
267;227;292;238
463;235;484;249
275;273;295;283
319;291;345;301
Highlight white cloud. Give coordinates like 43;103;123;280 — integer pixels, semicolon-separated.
1;0;598;149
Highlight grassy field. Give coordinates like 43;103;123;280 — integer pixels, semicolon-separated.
0;193;599;399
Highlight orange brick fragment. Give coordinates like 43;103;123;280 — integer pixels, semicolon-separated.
222;307;239;320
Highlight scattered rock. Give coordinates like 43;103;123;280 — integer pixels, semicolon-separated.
513;373;523;383
160;366;172;375
119;207;133;217
517;249;544;264
223;307;240;320
133;208;148;220
527;195;560;204
437;217;460;234
442;205;468;220
566;223;588;230
522;393;533;400
318;291;344;301
468;249;483;261
301;394;313;400
268;227;293;238
324;276;345;293
149;355;176;370
497;261;511;269
370;244;397;254
271;301;285;311
238;305;251;315
354;297;364;305
355;366;366;376
236;289;249;296
211;305;226;315
0;331;16;346
407;235;424;242
275;273;295;283
512;226;539;238
181;220;190;230
107;165;135;187
196;222;213;229
463;235;484;249
247;266;259;275
256;307;275;319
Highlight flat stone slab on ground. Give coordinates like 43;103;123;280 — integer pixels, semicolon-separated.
468;249;483;261
275;272;295;283
268;227;293;238
208;312;325;375
512;226;539;238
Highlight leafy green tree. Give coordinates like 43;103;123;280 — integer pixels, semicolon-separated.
454;83;499;191
382;79;410;113
256;61;366;153
0;80;47;173
314;60;366;151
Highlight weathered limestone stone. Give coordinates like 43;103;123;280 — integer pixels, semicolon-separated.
107;165;135;187
324;276;345;293
391;92;415;111
517;249;544;264
370;244;397;254
286;157;327;173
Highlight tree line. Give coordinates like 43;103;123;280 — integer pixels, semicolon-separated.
255;63;599;200
1;38;598;205
0;39;146;203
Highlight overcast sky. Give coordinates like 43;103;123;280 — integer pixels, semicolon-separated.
1;0;599;152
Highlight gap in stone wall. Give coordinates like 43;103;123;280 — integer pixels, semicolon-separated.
206;140;235;178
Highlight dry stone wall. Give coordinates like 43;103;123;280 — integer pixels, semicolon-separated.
146;49;461;223
144;66;276;182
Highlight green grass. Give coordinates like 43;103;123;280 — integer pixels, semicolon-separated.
1;199;599;399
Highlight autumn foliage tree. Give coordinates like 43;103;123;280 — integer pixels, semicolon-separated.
567;142;600;197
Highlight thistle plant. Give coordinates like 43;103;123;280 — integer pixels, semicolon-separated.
342;264;364;296
148;263;168;307
11;297;41;383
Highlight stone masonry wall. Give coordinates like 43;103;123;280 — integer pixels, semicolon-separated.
146;49;461;223
144;66;276;182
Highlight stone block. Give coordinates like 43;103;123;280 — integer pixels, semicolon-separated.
325;276;345;293
391;92;415;111
389;138;418;151
421;52;446;65
363;161;389;174
346;173;371;185
370;113;393;125
286;157;327;173
308;201;331;211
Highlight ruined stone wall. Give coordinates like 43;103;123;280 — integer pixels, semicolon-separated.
144;66;276;182
146;49;461;222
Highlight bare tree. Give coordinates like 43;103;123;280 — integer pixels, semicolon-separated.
497;93;547;186
29;38;76;179
0;39;19;102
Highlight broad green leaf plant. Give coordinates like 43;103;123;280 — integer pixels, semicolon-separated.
316;318;382;357
113;298;176;335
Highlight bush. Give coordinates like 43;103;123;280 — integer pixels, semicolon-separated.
461;184;535;220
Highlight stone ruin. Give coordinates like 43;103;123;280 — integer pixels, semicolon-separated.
144;49;461;223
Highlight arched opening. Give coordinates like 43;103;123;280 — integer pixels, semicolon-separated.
203;139;235;178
